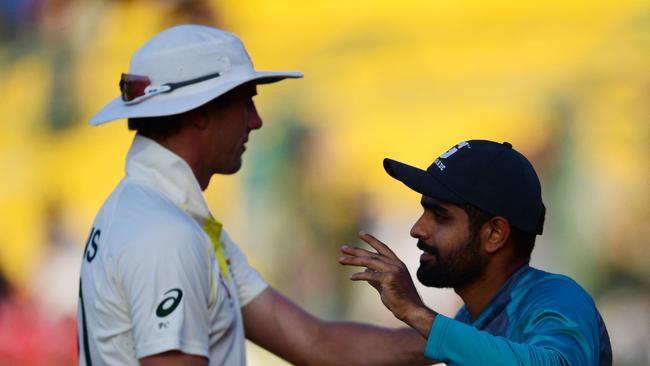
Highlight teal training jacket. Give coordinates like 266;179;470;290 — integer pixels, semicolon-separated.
424;265;612;365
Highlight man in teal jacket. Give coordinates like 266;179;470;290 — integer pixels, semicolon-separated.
340;140;612;365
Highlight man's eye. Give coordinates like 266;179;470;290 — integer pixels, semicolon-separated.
434;212;449;221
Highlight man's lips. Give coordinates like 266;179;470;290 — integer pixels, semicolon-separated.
417;240;438;263
420;252;437;263
417;240;437;255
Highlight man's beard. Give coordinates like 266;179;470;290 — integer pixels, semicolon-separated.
416;233;487;289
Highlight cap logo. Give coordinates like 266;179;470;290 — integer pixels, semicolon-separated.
434;141;470;171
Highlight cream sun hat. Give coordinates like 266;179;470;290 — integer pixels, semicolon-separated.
90;24;303;125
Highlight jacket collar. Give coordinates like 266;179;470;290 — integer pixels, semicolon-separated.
125;134;211;222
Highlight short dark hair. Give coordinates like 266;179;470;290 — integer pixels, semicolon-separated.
460;203;537;259
127;92;233;139
127;113;186;140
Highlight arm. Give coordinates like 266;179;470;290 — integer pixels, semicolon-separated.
118;220;212;362
242;286;431;366
339;232;571;366
424;316;567;365
140;351;208;366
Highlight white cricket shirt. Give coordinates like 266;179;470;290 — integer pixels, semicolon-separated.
77;135;268;365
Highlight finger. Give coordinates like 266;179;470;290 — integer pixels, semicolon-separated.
340;245;380;258
338;255;396;272
340;245;374;255
340;245;403;268
359;231;399;260
358;271;382;291
340;245;378;256
349;270;385;282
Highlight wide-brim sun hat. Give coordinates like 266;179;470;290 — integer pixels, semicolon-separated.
90;24;303;125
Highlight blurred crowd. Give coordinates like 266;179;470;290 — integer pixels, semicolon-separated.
1;0;649;365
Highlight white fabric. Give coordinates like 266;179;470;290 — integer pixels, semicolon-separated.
77;135;268;365
89;24;302;125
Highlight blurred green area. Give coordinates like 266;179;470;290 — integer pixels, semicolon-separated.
0;0;648;364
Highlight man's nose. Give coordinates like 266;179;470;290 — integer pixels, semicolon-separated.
248;102;262;130
410;215;427;239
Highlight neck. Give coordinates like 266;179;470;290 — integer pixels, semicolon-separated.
455;257;528;321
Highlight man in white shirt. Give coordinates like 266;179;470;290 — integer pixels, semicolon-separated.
79;24;427;366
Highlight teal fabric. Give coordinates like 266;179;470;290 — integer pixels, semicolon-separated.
424;265;612;365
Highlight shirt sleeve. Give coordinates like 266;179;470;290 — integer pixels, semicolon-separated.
219;229;268;307
117;217;212;360
425;315;568;365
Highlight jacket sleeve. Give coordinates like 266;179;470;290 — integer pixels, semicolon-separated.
425;315;569;366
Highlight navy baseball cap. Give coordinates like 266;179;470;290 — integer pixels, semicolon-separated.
384;140;545;235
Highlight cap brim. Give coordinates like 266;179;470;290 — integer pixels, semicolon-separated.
383;158;465;204
89;70;303;125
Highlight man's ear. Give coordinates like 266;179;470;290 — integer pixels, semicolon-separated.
481;217;511;254
184;106;210;130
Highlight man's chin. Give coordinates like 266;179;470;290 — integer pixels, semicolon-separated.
215;161;243;175
221;168;241;175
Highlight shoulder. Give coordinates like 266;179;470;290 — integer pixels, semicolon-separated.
218;228;249;267
517;267;595;305
102;180;207;257
510;269;606;365
219;228;255;268
219;229;241;253
512;267;599;326
116;180;193;223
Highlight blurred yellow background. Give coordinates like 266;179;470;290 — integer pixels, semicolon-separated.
0;0;648;364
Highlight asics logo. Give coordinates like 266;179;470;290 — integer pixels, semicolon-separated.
156;288;183;317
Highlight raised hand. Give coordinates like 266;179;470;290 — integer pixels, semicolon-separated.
339;232;436;336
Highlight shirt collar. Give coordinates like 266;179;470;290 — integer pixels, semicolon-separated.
125;134;211;222
456;264;531;326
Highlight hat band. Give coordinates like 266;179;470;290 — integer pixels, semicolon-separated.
120;72;222;105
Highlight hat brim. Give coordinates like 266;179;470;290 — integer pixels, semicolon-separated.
383;158;465;204
89;70;303;125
